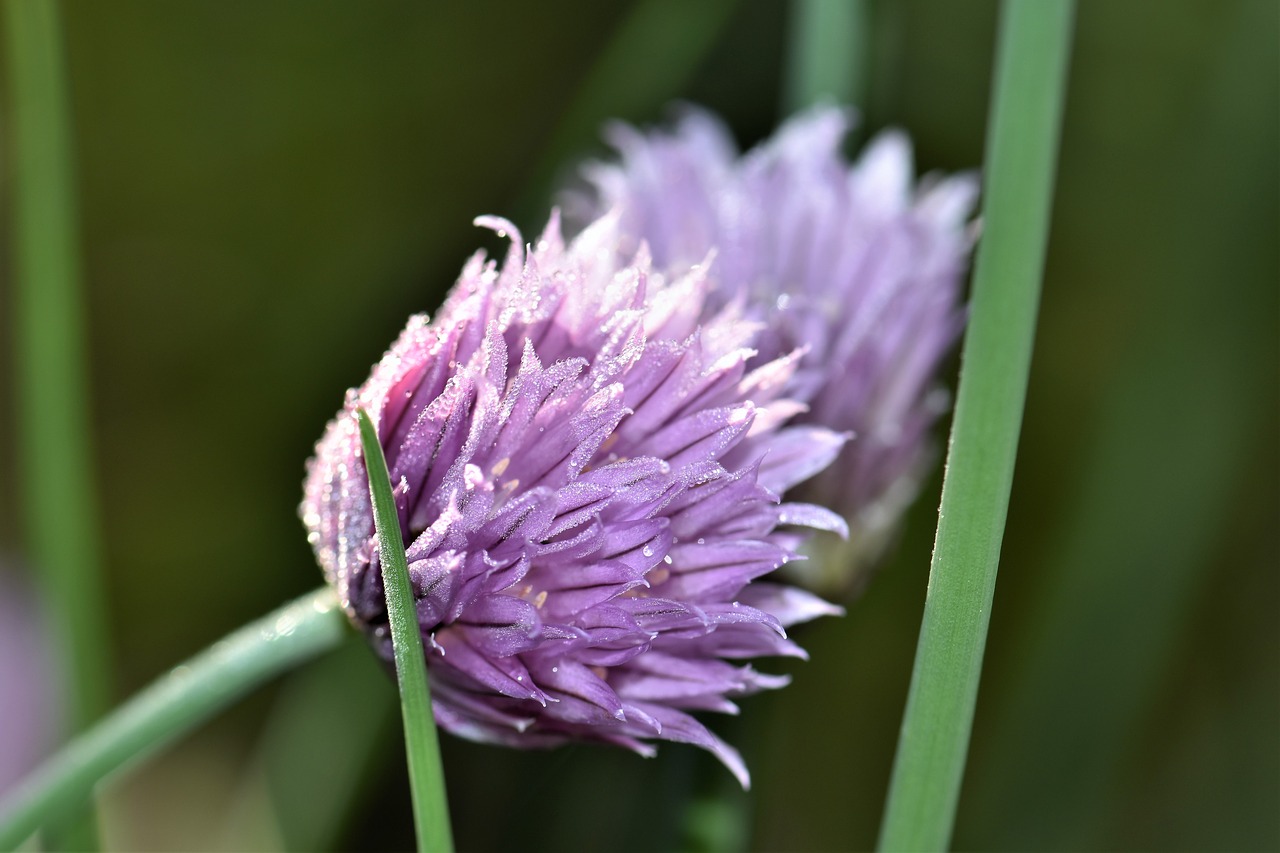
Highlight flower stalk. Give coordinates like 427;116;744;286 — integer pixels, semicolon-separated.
877;1;1076;849
0;588;347;851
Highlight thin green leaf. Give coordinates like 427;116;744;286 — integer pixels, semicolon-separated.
0;588;347;851
876;2;1076;850
783;0;868;115
962;7;1276;843
355;408;453;853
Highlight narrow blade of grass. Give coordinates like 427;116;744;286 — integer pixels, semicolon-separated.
876;2;1076;850
0;587;347;851
783;0;868;115
355;408;453;853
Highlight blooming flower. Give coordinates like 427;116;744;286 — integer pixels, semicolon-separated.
571;106;978;585
302;212;847;787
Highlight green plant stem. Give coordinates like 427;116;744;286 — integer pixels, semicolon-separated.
0;588;347;851
4;3;109;846
356;408;453;853
783;0;868;114
3;0;110;735
876;2;1075;850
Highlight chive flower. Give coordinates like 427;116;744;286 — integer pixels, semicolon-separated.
572;106;978;582
302;213;847;787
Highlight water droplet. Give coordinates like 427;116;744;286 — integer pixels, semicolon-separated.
642;545;654;558
696;538;706;545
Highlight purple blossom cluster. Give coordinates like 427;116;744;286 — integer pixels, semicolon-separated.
303;107;975;784
574;107;977;578
304;211;847;787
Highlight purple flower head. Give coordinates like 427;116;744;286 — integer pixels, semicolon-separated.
302;212;847;787
571;106;978;582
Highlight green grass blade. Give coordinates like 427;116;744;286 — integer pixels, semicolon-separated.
0;587;346;851
876;2;1076;850
783;0;868;114
355;408;453;853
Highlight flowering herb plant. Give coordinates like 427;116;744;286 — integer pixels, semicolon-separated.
0;1;1079;850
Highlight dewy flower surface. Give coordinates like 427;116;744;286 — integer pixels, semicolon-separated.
572;106;978;579
302;213;848;787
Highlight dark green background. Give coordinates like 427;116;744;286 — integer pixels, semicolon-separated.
1;1;1276;849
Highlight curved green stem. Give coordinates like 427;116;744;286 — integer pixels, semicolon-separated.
356;408;453;852
0;587;348;852
877;1;1076;850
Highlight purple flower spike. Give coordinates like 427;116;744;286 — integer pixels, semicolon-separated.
572;106;978;582
302;212;847;787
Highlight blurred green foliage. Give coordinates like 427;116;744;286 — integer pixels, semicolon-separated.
1;1;1275;850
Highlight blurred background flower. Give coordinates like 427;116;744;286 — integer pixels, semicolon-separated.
569;105;977;593
0;1;1274;850
0;562;59;800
